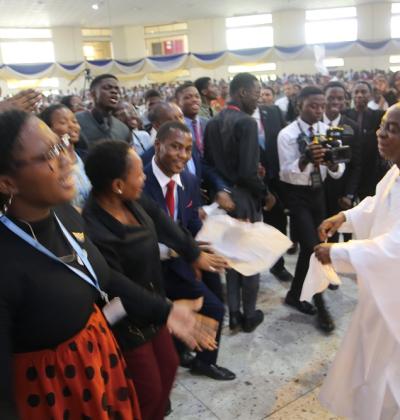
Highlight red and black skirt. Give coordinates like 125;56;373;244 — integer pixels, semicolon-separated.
13;305;142;420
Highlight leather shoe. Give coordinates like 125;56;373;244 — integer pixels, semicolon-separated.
179;350;195;368
242;310;264;333
165;399;172;417
229;311;243;331
190;359;236;380
316;305;335;333
287;242;298;255
285;293;317;315
270;266;293;282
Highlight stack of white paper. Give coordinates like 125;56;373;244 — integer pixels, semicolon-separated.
196;214;292;276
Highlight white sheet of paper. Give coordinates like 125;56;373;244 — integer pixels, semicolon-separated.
196;214;292;276
300;253;341;302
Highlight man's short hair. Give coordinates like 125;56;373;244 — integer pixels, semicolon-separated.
156;121;191;143
89;74;118;91
194;77;211;95
144;89;161;102
298;86;324;102
323;81;347;94
354;80;372;93
175;82;195;100
148;102;173;124
229;73;258;96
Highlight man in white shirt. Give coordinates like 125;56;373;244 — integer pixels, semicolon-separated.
277;86;345;333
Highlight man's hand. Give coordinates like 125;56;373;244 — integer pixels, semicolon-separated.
0;89;42;113
318;212;346;241
263;193;276;211
215;191;235;212
192;251;229;279
338;197;353;210
314;243;333;265
299;143;326;171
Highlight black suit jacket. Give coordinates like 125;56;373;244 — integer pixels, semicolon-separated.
344;108;387;199
258;105;286;182
324;114;362;214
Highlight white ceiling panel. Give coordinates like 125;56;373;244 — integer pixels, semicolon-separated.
0;0;390;28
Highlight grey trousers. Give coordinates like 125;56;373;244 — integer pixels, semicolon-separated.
226;269;260;318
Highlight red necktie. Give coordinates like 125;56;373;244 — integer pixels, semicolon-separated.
192;118;203;155
165;180;175;218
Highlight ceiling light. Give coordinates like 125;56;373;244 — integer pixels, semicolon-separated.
92;3;99;10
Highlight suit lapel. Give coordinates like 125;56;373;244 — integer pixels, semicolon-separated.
146;170;168;214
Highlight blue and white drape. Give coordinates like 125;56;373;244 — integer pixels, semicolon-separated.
1;39;399;79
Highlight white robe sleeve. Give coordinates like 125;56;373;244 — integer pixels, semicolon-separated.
333;222;400;344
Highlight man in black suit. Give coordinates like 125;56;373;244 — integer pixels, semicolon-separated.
344;81;387;200
204;73;276;333
253;103;293;282
323;81;362;238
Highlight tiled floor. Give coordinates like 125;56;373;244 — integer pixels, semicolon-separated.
168;252;356;420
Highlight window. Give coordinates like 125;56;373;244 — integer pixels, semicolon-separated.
82;28;112;60
83;41;112;60
228;63;276;73
225;14;273;50
144;23;187;35
0;28;54;64
390;55;400;72
305;7;357;44
144;22;188;56
391;3;400;38
323;58;345;68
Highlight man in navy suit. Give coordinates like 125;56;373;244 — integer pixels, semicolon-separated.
175;82;234;212
143;120;236;381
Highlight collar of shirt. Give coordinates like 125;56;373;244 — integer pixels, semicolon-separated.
184;115;199;127
91;108;111;127
252;107;261;120
151;156;183;195
297;118;321;134
322;113;341;127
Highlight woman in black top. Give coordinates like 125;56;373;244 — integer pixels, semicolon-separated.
83;140;226;420
0;110;210;420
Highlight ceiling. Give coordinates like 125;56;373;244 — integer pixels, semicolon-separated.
0;0;390;28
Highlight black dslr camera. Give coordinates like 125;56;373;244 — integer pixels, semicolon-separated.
315;127;352;164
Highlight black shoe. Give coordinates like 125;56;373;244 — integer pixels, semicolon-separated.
190;359;236;380
287;242;298;255
165;399;172;417
229;311;243;331
328;284;339;290
285;293;317;315
270;266;293;282
179;350;196;368
316;305;335;333
242;310;264;333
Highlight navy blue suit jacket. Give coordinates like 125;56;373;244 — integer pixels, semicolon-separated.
143;164;203;293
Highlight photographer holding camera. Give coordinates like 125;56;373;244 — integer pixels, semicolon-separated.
277;86;345;333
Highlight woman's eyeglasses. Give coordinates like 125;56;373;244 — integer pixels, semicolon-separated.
13;134;71;168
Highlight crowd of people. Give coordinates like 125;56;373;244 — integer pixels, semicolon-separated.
0;66;398;420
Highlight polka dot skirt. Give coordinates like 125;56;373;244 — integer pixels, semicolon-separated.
13;305;142;420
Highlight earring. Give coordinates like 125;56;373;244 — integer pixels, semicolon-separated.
2;193;13;214
116;189;123;195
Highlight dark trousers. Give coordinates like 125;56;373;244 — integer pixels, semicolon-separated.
226;270;260;318
123;326;179;420
165;270;225;366
263;179;288;271
281;183;326;301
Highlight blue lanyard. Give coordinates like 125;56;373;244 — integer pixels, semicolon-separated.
0;213;109;302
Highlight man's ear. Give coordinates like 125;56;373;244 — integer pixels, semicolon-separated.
0;175;18;196
154;139;161;155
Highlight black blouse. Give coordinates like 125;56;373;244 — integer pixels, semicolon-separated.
0;204;172;418
82;194;201;348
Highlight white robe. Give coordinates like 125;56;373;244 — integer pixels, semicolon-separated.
319;165;400;420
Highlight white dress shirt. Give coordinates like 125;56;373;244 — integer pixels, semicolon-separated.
275;96;289;115
277;118;345;186
151;157;183;221
322;113;341;127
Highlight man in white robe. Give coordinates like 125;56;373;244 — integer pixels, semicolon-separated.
313;104;400;420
